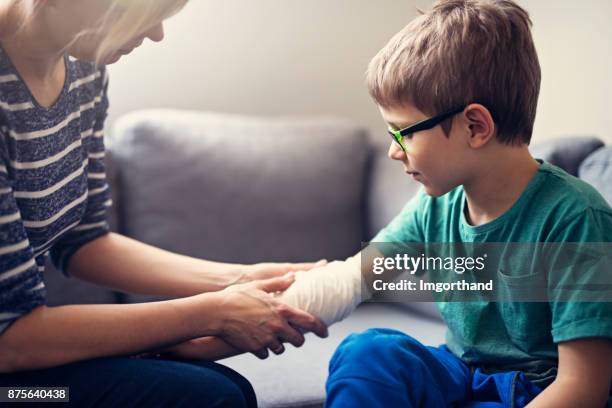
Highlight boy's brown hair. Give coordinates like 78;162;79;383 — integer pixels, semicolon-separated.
367;0;541;145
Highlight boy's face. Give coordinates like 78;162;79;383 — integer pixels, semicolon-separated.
380;104;473;197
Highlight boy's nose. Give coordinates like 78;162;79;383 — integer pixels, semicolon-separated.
388;141;407;161
145;23;165;43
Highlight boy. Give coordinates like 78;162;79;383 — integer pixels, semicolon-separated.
147;1;611;405
324;0;612;407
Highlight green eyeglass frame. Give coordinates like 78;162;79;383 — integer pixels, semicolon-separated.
387;106;466;152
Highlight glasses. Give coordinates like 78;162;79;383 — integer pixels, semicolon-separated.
387;106;465;152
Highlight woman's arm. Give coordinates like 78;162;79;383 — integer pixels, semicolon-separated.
526;339;612;407
147;337;241;361
0;294;219;373
0;275;328;373
67;232;324;297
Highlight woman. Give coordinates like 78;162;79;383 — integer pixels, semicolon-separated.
0;1;327;406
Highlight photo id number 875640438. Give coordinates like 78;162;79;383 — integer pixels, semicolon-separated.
0;387;69;402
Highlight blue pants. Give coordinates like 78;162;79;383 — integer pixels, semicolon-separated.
326;328;543;408
0;355;256;407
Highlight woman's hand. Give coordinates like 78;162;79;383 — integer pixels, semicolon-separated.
237;259;328;283
213;274;328;357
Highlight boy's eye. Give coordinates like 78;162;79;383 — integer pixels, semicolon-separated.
402;133;414;141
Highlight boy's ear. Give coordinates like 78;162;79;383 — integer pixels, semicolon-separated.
463;103;495;149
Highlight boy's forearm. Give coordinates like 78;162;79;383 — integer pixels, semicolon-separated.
67;233;242;297
527;377;609;408
0;293;221;373
361;245;388;297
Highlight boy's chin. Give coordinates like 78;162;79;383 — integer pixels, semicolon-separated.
421;183;454;197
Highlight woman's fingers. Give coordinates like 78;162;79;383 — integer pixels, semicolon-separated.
287;259;328;271
218;284;328;357
276;323;305;348
278;304;328;338
252;348;269;359
267;338;286;355
253;273;295;293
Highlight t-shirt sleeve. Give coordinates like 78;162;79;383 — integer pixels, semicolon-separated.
0;149;46;335
548;208;612;343
49;67;112;276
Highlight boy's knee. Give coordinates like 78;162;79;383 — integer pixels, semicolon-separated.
330;328;426;374
327;328;437;404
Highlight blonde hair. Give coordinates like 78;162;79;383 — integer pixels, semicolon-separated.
367;0;541;145
1;0;188;63
0;0;40;38
93;0;188;63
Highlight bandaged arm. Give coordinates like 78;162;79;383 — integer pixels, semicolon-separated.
274;248;382;326
272;257;360;326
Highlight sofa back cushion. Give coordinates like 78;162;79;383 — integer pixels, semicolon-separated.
579;146;612;205
529;136;604;176
109;110;370;275
366;145;421;240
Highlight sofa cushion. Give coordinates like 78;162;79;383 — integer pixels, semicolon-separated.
579;146;612;205
529;136;604;176
109;110;370;300
44;257;120;305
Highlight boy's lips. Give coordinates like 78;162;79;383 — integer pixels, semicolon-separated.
405;170;422;180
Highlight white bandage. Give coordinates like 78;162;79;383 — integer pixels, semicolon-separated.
276;255;365;326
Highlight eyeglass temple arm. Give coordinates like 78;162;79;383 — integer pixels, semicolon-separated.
399;107;465;137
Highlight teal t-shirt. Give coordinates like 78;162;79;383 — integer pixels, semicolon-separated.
373;161;612;368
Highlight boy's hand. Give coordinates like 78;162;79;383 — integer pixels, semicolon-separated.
237;259;328;284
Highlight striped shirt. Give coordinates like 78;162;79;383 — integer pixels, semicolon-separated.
0;47;111;334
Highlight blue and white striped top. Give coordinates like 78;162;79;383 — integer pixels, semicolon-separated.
0;47;112;334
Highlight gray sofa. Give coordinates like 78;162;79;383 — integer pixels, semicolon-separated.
43;110;611;408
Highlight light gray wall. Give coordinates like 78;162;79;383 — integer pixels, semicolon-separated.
107;0;612;145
